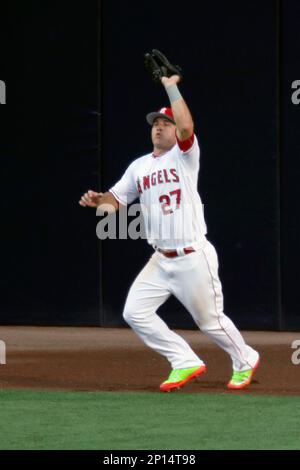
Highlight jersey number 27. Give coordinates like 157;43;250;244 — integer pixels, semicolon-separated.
159;189;181;215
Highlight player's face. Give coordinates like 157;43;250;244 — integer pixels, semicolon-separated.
151;118;177;151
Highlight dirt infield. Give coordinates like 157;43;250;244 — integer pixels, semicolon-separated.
0;327;300;395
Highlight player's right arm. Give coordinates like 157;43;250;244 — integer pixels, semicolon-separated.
79;190;119;213
80;158;139;212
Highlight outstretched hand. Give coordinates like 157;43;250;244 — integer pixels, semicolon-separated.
79;190;103;208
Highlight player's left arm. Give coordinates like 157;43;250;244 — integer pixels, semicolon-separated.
161;75;194;146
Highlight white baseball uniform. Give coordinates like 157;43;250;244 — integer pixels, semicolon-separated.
109;134;258;372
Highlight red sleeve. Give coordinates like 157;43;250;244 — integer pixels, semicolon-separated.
176;133;195;152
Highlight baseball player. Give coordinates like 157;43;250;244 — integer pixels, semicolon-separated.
79;50;260;392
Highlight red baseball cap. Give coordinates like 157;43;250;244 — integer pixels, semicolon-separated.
146;107;175;125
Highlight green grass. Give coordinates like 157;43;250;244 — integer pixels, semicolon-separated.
0;390;299;450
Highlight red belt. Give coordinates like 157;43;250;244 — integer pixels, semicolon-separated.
157;247;195;258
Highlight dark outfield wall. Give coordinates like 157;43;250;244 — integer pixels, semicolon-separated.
0;1;298;329
281;0;300;330
101;0;279;330
0;1;101;324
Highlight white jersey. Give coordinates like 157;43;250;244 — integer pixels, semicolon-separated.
109;135;207;250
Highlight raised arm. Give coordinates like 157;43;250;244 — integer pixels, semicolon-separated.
161;75;194;142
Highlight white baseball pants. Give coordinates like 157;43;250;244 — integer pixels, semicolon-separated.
123;239;259;372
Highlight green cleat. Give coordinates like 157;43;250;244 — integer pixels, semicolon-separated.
227;357;260;390
160;365;206;392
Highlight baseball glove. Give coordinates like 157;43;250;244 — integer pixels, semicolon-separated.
144;49;183;84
